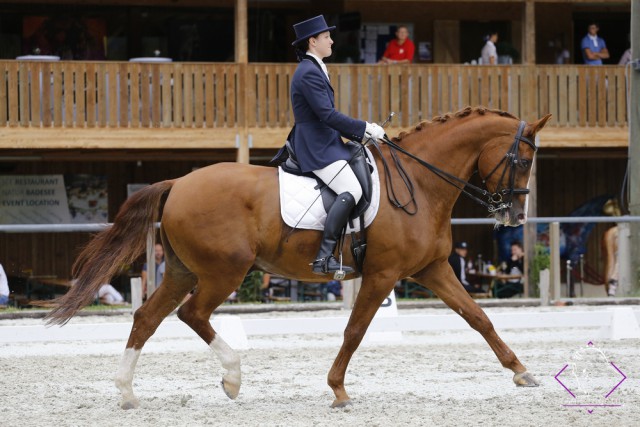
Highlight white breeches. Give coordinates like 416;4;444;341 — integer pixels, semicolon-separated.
313;160;362;204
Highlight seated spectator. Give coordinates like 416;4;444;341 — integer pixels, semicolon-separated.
448;242;482;293
96;283;126;305
496;241;524;298
326;280;341;301
378;25;415;64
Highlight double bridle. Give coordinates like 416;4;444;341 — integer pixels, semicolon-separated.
372;120;537;215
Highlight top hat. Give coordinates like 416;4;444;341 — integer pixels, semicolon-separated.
292;15;336;46
455;241;468;249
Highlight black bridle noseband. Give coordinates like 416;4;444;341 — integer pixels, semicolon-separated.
372;120;537;215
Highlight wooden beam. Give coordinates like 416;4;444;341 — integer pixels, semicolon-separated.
0;128;239;149
0;126;627;151
537;127;629;148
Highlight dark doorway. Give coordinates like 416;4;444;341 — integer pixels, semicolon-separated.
460;21;514;64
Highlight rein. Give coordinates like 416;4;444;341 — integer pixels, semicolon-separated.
371;120;536;214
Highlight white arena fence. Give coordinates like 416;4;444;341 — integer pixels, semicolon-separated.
1;307;639;348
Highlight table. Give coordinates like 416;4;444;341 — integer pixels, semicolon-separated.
467;272;523;298
25;276;71;299
128;57;173;63
15;55;60;61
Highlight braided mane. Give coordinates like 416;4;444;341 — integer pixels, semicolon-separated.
391;106;518;143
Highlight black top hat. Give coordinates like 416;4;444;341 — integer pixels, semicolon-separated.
292;15;336;46
455;241;468;249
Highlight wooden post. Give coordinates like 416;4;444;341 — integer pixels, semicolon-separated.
130;277;142;312
523;0;536;65
629;0;640;293
549;222;561;301
522;0;538;297
523;164;536;297
235;0;248;64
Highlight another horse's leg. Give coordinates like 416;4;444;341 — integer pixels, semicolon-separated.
177;269;249;401
115;267;196;409
414;262;539;387
327;273;396;408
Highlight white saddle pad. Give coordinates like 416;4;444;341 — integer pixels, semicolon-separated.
278;147;380;232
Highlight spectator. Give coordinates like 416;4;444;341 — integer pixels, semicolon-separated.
553;37;570;64
496;241;524;298
618;48;631;65
581;22;609;65
0;262;9;306
141;243;165;298
448;241;482;293
96;283;126;305
481;31;498;65
378;25;415;64
326;280;341;301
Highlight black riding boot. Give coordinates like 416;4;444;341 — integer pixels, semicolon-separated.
312;192;356;276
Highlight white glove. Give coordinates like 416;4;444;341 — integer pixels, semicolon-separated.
364;122;386;141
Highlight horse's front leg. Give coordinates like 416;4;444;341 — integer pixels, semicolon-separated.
328;273;396;408
414;261;539;387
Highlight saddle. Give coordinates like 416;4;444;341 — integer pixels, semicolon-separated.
271;135;374;273
272;140;374;220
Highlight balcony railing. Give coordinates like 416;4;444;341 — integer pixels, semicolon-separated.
0;60;629;137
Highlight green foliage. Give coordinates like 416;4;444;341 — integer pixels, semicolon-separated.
529;243;550;296
237;271;264;303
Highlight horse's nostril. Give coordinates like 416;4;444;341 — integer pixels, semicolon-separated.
517;213;526;222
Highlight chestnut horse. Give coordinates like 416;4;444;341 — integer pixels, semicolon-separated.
45;107;551;409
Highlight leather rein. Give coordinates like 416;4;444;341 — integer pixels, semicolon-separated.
369;120;537;215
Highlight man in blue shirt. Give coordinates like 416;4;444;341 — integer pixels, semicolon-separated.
581;22;609;65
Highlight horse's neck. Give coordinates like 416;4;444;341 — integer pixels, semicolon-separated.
403;122;487;206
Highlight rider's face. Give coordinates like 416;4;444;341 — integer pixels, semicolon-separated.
309;31;333;59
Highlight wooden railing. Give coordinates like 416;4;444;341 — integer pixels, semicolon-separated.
0;61;629;148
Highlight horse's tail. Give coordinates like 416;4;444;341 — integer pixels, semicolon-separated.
41;180;176;325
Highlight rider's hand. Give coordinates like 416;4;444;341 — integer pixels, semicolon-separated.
364;122;386;141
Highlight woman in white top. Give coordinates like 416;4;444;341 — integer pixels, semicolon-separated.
481;31;498;65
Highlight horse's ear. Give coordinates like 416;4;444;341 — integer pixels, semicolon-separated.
527;114;552;135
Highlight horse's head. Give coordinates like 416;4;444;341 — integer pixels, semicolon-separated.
477;114;552;227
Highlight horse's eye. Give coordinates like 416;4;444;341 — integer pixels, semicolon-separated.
519;159;530;169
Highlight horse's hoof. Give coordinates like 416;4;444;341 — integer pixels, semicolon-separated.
331;399;353;409
120;398;139;410
221;377;240;399
514;371;540;387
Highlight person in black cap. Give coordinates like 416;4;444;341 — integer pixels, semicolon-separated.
448;241;481;293
290;15;386;276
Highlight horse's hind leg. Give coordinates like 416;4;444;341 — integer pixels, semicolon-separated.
177;269;249;401
415;263;539;387
115;266;196;409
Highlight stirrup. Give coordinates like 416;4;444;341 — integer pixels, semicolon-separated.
311;256;353;279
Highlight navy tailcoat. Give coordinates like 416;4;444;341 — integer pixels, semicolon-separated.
290;56;366;173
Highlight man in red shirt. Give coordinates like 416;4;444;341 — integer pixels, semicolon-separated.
378;26;415;64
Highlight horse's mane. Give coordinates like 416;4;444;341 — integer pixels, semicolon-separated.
391;106;518;143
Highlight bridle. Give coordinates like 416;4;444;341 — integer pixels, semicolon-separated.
372;120;537;215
